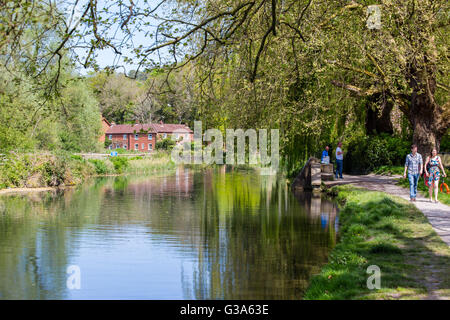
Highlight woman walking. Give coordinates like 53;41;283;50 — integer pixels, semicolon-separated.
424;148;447;203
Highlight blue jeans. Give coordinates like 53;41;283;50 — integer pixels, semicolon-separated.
335;159;343;178
408;173;419;199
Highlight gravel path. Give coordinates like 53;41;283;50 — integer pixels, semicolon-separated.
324;174;450;246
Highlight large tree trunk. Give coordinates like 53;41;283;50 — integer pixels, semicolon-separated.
411;112;441;157
408;64;448;156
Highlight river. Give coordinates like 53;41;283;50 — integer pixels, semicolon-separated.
0;167;338;299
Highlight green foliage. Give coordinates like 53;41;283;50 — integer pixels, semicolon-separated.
59;80;102;152
372;166;404;176
441;133;450;152
70;155;84;161
0;152;95;189
156;138;176;151
109;156;129;173
88;159;109;175
104;140;112;148
344;134;410;174
0;65;102;153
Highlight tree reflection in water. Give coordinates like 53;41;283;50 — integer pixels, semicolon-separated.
0;167;337;299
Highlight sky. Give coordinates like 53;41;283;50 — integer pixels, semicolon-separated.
67;0;182;76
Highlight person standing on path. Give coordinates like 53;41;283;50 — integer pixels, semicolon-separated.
335;141;344;179
424;148;447;203
403;144;423;201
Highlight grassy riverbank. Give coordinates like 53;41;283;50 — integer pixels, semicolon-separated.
0;151;176;190
304;185;450;300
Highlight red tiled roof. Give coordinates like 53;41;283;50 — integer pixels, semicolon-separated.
106;124;155;134
105;123;193;134
152;123;193;133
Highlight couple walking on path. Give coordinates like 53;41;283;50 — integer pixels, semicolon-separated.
321;142;344;179
403;144;447;203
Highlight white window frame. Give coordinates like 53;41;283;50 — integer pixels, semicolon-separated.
148;133;152;140
163;133;167;139
134;134;139;140
109;145;112;150
108;134;112;140
134;143;139;150
123;134;127;140
141;143;145;150
148;143;153;151
123;145;127;149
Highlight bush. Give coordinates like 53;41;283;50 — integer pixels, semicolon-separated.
40;156;68;186
109;156;129;173
70;155;84;161
104;140;112;148
88;159;109;175
344;133;410;174
440;132;450;152
155;138;176;151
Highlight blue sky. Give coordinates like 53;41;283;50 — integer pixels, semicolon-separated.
68;0;182;75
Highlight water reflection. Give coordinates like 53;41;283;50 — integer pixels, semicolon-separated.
0;167;338;299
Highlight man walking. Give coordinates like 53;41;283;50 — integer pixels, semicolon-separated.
403;144;423;201
335;141;344;179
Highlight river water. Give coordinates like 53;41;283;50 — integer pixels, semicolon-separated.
0;167;338;299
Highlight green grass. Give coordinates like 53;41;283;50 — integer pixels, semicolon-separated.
304;185;450;300
372;165;404;176
126;152;176;173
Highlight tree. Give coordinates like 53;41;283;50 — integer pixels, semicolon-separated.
89;72;140;123
58;79;102;152
319;1;449;154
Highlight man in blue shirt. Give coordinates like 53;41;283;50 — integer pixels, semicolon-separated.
321;145;330;163
403;144;423;201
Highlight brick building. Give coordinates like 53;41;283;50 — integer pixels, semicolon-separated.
99;117;111;143
104;121;193;152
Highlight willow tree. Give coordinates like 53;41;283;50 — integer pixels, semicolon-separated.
316;0;449;154
5;1;447;154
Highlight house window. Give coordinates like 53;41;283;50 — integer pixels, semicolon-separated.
123;145;127;149
109;145;112;150
108;135;112;140
175;133;179;139
123;134;127;140
142;143;145;150
163;133;167;139
134;143;139;150
148;143;153;151
148;133;152;140
135;134;139;140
